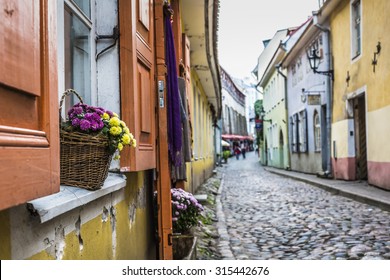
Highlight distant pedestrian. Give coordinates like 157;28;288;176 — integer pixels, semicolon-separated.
234;146;241;160
241;146;246;159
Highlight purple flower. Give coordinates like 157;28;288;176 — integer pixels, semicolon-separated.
71;118;81;127
79;119;91;131
90;121;100;131
94;107;105;115
97;120;104;130
74;106;83;115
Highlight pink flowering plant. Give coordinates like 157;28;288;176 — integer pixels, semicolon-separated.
171;188;204;233
63;103;136;158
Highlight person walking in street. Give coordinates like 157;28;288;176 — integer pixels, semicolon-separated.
234;145;241;160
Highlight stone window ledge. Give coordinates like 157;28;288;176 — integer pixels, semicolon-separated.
27;173;126;223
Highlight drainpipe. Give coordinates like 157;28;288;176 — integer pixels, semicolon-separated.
276;64;291;170
313;13;332;177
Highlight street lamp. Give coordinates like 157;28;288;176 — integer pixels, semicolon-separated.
307;47;334;80
260;108;272;123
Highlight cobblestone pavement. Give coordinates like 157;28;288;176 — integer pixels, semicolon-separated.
217;152;390;260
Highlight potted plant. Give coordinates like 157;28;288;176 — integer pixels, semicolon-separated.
60;89;136;190
222;150;230;163
171;188;203;259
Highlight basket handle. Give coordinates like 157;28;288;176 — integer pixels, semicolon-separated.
59;89;84;113
59;89;84;123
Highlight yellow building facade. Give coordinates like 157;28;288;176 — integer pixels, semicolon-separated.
328;0;390;189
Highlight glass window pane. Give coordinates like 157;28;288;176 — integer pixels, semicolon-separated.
64;7;91;105
72;0;91;18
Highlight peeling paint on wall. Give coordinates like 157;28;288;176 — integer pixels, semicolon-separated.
75;216;83;251
102;206;109;223
110;206;117;257
128;203;136;228
54;225;65;260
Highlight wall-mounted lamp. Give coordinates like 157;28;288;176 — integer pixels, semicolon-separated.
372;41;381;73
307;47;334;80
260;108;272;123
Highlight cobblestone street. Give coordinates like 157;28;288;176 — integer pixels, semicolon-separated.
215;151;390;260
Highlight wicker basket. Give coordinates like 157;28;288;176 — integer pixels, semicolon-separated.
60;89;113;190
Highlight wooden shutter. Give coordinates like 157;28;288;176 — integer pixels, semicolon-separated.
303;109;308;153
119;0;156;171
0;0;59;210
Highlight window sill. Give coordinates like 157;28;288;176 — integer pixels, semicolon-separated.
27;173;126;223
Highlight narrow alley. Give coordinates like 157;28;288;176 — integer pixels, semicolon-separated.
215;151;390;260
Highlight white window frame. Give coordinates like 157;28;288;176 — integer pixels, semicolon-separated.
57;0;96;106
350;0;362;61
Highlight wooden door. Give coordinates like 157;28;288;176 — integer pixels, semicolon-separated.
0;0;59;210
354;95;367;180
119;0;173;259
119;0;156;172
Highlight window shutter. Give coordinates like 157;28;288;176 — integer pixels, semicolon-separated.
294;113;299;153
0;0;59;210
303;109;308;153
118;0;157;171
289;116;294;152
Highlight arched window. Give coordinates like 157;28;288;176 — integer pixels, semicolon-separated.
314;110;321;152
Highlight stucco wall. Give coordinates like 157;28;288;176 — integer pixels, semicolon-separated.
262;71;289;169
188;70;216;192
0;172;156;260
330;0;390;188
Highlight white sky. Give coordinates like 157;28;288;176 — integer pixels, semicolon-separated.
218;0;320;81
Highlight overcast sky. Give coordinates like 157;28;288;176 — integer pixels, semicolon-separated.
218;0;320;81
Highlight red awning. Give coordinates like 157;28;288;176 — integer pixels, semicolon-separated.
222;134;253;141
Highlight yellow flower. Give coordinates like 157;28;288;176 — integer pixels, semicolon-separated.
109;117;120;127
124;127;130;134
122;133;131;145
114;154;120;160
102;113;110;120
117;143;123;151
131;139;137;148
120;121;126;127
113;112;119;117
110;126;122;136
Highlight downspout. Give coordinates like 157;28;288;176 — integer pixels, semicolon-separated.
313;13;332;177
276;63;291;170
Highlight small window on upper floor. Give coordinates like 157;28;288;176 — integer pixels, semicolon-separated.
351;0;362;60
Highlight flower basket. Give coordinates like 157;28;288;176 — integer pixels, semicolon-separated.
60;130;113;190
59;90;113;190
59;89;136;190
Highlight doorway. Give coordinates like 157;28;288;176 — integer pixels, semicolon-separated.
353;95;367;180
279;130;284;168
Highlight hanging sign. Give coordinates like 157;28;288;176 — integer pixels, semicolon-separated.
307;94;321;105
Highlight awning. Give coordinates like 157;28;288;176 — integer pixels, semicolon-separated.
222;134;254;141
221;139;231;147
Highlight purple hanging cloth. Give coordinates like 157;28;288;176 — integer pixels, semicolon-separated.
164;5;182;167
